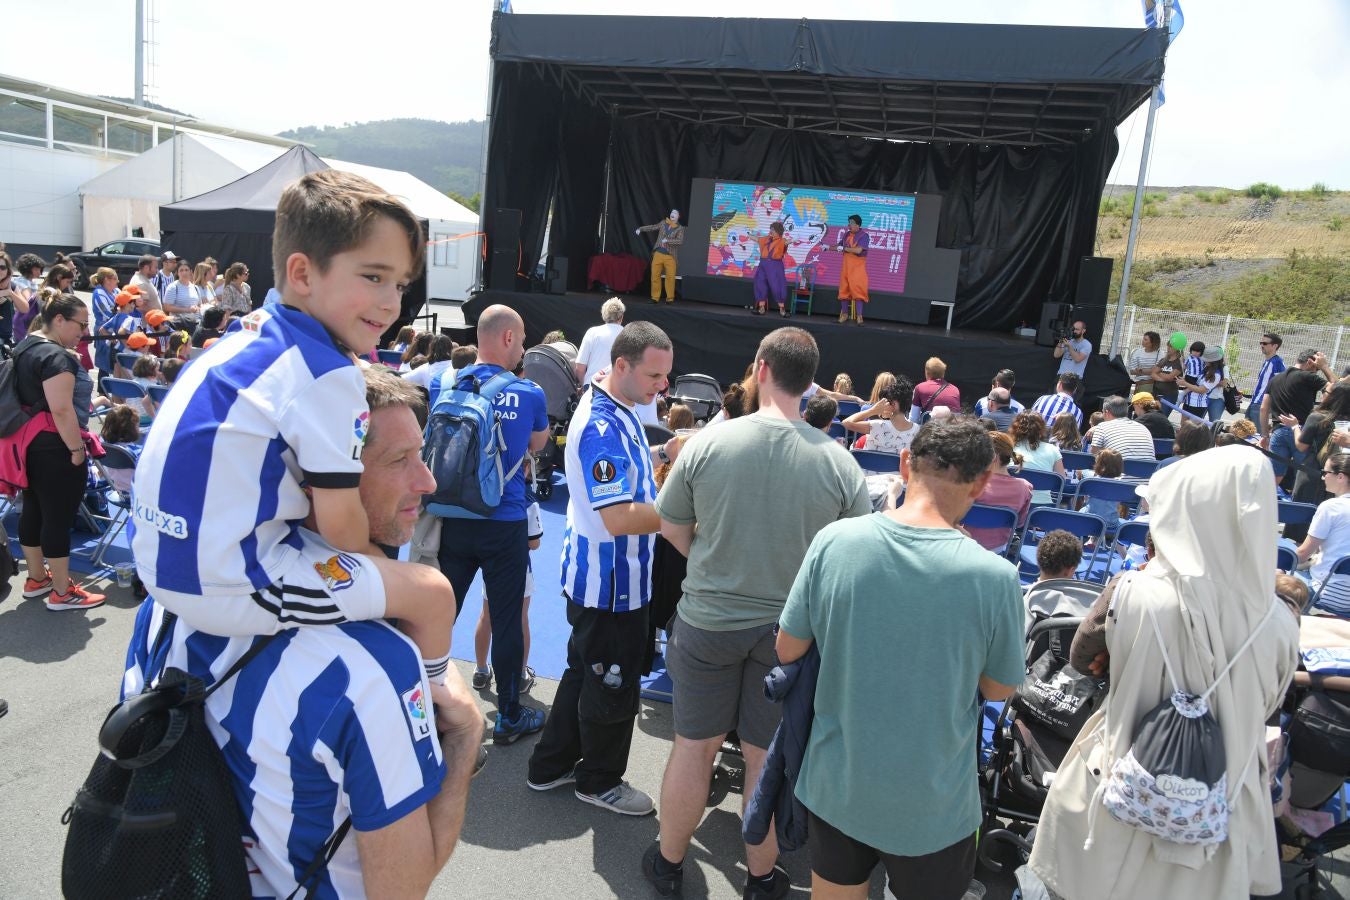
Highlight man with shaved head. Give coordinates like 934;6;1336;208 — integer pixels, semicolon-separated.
437;303;552;744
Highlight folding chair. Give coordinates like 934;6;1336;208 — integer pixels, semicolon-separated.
799;397;809;415
116;352;140;373
101;377;153;427
377;349;403;367
827;421;847;442
86;444;138;568
1017;507;1107;585
1075;477;1142;528
147;384;171;405
1060;450;1095;475
1122;457;1160;479
669;374;723;423
789;262;817;316
960;503;1021;559
1153;437;1174;458
1276;544;1298;573
1277;501;1318;527
1016;468;1066;507
835;400;863;420
1091;518;1151;581
1310;555;1350;614
851;448;901;474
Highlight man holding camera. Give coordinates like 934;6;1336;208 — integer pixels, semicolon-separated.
1054;321;1091;378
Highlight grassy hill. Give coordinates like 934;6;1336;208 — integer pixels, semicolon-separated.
1095;184;1350;324
279;119;484;205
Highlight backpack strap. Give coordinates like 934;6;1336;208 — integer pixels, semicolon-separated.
286;817;353;900
921;380;949;414
475;369;528;482
1145;594;1281;704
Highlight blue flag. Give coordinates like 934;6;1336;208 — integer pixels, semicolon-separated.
1142;0;1184;41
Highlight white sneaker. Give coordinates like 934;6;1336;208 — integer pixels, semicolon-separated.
575;781;655;816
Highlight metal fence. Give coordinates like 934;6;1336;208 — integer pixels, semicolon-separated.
1104;304;1347;393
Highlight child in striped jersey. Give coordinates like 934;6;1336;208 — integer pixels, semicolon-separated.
129;171;457;683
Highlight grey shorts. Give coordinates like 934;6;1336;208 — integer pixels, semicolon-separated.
666;619;782;748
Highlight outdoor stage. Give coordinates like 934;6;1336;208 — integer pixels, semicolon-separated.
462;289;1130;408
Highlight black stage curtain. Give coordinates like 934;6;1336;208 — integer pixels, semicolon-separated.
485;65;1117;332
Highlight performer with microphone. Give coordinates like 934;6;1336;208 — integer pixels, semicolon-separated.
636;209;685;304
828;214;869;325
753;222;789;317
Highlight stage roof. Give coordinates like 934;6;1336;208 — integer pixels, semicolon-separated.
491;15;1166;147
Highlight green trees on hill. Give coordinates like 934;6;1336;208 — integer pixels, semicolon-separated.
280;119;484;198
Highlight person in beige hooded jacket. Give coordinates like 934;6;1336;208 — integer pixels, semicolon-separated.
1028;444;1300;899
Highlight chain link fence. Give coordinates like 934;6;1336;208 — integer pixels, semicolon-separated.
1103;304;1347;393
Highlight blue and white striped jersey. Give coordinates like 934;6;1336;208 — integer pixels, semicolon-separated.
1031;392;1083;429
122;598;445;900
1250;355;1286;411
1183;355;1207;408
560;384;657;611
130;304;367;597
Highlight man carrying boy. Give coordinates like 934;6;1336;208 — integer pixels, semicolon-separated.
131;170;458;709
436;304;552;744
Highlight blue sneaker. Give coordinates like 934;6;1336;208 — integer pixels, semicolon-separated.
493;705;546;745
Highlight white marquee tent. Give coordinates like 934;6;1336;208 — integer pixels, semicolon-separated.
79;133;480;300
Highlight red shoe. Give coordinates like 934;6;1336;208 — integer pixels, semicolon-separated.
22;571;53;600
46;583;106;612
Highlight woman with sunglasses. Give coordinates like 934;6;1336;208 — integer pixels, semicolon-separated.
1295;453;1350;617
11;293;105;611
19;263;76;344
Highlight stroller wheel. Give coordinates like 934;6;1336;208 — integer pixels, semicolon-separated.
977;827;1033;874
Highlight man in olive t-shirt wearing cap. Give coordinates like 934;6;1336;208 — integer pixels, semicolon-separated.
643;327;870;899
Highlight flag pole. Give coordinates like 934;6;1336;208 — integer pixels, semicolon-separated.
1110;1;1169;358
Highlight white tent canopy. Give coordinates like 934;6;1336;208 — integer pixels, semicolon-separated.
79;133;480;300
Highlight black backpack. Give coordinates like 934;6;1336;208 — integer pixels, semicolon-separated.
0;338;46;437
62;617;349;899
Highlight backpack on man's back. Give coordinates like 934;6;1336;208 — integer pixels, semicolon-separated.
423;370;525;518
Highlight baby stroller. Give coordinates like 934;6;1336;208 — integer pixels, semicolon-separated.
978;578;1106;873
668;374;722;424
521;340;580;500
1274;654;1350;898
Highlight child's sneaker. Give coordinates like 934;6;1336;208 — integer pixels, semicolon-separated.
492;705;545;745
46;584;106;612
22;571;53;600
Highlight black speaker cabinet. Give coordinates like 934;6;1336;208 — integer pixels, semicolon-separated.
1074;257;1114;350
489;248;519;291
545;257;568;295
1035;302;1074;347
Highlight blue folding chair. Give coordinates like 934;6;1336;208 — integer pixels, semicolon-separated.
1277;501;1318;527
1060;450;1095;475
377;349;403;367
960;504;1021;558
1016;468;1066;506
1092;518;1151;580
1153;437;1175;458
1017;507;1107;584
836;400;863;420
1122;457;1160;479
116;352;140;373
147;384;171;405
851;448;901;473
86;444;138;568
101;377;153;427
1076;477;1142;525
1276;544;1298;573
799;397;809;415
1311;555;1350;614
827;421;847;442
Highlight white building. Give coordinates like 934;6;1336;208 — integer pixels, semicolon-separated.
0;73;292;255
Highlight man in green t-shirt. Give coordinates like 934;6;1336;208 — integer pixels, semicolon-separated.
777;416;1024;900
643;327;870;899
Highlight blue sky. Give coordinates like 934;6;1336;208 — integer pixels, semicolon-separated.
9;0;1348;189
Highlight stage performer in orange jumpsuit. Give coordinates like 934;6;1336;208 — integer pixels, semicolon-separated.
753;222;789;316
834;214;870;325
